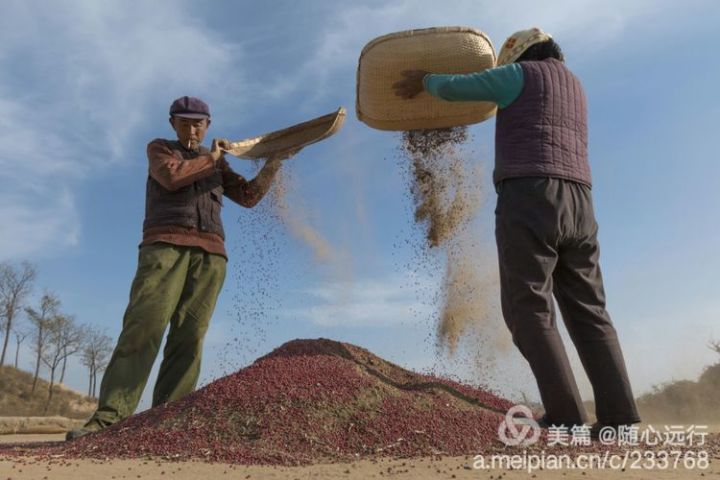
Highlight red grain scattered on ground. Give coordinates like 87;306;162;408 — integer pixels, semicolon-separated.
4;339;717;465
6;339;517;465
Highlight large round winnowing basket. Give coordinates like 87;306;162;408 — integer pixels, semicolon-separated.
356;26;497;131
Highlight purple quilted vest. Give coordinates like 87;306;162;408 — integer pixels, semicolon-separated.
494;59;591;187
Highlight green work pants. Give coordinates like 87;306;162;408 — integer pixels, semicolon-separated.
92;244;226;425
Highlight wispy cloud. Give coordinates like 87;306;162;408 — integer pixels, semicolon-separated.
0;189;79;258
284;273;436;327
0;0;246;260
263;0;699;104
1;0;709;262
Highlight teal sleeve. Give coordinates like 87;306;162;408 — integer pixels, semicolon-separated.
423;63;524;109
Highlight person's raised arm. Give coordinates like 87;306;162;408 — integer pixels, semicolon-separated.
220;149;297;208
393;63;524;109
147;139;225;191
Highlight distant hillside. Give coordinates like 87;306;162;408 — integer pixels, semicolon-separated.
0;365;96;419
637;362;720;423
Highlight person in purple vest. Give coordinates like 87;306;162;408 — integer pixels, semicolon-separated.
393;28;641;437
66;96;292;440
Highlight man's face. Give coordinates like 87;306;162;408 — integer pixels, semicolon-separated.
170;116;210;150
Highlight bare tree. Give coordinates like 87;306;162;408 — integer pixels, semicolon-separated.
59;342;73;384
26;293;60;394
0;261;36;365
41;313;82;412
710;339;720;356
94;344;111;398
80;325;113;398
11;322;30;369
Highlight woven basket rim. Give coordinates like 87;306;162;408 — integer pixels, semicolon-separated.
359;26;496;62
357;105;497;131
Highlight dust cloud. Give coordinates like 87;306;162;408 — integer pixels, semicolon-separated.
400;128;494;354
265;167;339;265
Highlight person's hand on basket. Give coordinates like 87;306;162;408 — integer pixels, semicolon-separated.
393;70;429;99
211;138;231;163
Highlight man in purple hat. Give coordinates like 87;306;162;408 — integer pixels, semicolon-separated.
67;96;290;440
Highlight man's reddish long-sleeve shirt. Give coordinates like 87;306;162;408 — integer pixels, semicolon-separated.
141;139;274;259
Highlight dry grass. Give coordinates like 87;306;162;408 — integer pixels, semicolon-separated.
0;365;96;419
636;362;720;423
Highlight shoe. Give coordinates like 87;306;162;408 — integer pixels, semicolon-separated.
536;414;552;429
65;418;109;441
536;414;587;430
589;422;636;441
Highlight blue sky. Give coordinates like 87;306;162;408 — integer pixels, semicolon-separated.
1;0;719;411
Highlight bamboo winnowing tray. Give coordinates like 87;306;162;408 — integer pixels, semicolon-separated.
224;107;346;159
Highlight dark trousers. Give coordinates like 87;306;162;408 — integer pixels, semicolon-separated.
495;177;640;425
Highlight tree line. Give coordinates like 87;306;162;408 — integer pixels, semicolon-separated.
0;261;113;411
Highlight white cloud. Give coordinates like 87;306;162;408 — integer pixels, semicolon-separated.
0;189;80;260
0;0;709;261
285;273;437;327
0;0;246;259
264;0;703;104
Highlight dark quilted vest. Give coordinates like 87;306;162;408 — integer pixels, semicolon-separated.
143;140;225;239
494;58;591;187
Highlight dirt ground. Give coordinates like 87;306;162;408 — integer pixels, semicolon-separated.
0;433;717;480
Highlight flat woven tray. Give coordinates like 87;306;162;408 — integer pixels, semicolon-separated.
357;27;497;131
225;107;346;159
